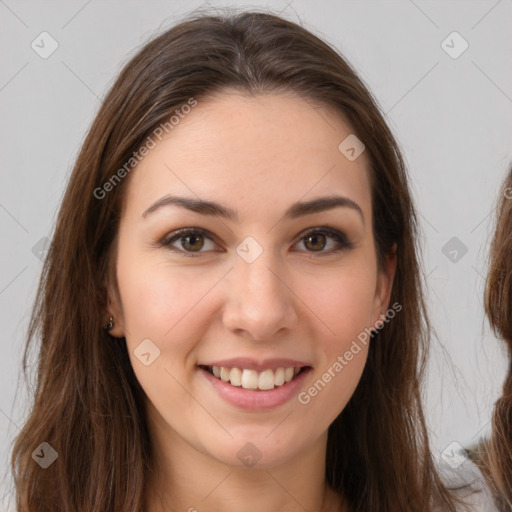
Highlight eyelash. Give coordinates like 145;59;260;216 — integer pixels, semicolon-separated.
157;226;354;257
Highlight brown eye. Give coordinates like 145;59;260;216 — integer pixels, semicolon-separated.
160;228;217;256
296;227;353;254
159;226;353;258
180;233;204;252
303;233;327;252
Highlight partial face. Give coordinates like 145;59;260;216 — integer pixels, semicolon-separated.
108;90;395;468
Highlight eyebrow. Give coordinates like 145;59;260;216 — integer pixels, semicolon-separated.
142;194;364;224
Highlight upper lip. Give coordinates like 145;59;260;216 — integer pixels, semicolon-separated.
199;358;312;371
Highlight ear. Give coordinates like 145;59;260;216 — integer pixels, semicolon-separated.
104;277;126;338
371;243;397;325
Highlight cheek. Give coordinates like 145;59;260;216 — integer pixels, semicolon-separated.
313;346;368;427
303;263;378;345
116;256;208;406
116;252;207;338
297;276;372;425
117;243;378;358
296;261;376;409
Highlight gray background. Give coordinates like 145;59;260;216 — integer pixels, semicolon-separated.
1;0;511;507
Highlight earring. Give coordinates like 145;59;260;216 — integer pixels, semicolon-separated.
104;316;114;331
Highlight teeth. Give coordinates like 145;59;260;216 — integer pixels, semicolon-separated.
209;365;304;390
229;367;242;386
220;367;230;382
241;369;258;389
258;369;275;390
274;367;285;386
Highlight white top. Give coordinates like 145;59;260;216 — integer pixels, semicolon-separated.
438;457;500;511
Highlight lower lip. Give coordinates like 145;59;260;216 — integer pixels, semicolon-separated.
199;367;311;411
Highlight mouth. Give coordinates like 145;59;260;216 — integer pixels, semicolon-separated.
199;364;311;391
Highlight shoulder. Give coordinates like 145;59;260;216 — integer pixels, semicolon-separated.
438;456;500;512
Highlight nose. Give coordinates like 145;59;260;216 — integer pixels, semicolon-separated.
221;248;298;341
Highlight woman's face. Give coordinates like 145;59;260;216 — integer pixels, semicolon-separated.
108;90;396;469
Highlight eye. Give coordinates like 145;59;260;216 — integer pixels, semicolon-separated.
159;228;217;255
158;226;353;257
294;227;354;254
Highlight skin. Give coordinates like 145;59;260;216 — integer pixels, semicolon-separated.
106;90;396;512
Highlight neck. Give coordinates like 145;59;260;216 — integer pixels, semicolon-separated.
145;404;346;512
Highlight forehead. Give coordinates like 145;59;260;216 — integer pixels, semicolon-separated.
121;90;372;223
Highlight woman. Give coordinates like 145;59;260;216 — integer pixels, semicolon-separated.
10;8;473;511
478;168;512;510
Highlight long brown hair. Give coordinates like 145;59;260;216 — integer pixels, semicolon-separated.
480;167;512;510
10;8;466;511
